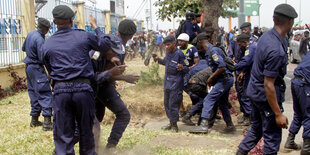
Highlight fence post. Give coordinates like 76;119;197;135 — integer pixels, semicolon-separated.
21;0;35;39
73;1;85;29
104;10;111;34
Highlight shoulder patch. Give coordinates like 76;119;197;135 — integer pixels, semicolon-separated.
212;53;219;61
245;50;250;56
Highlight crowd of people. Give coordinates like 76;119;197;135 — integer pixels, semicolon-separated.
21;2;310;155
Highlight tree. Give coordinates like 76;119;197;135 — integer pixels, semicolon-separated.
154;0;238;37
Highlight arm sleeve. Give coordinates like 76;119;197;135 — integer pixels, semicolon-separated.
158;57;166;65
191;47;199;59
184;22;195;40
22;39;26;52
87;32;111;53
42;46;51;74
94;71;111;84
95;27;104;36
263;50;285;78
211;48;226;68
36;38;45;63
227;41;235;59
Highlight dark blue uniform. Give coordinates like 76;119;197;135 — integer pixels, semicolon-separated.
42;28;111;155
158;49;188;122
23;30;52;117
238;28;288;155
234;44;257;117
200;44;234;122
90;49;131;146
184;21;196;43
228;35;257;118
288;51;310;139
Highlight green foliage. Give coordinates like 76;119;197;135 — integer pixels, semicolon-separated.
137;63;163;86
154;0;239;21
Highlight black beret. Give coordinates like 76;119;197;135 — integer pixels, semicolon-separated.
237;34;250;42
163;35;176;44
118;19;137;35
196;32;210;41
274;4;298;19
52;5;75;19
240;22;251;29
38;18;50;28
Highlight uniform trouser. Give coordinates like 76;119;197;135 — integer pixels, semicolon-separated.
53;86;96;155
201;77;234;122
95;83;130;145
239;73;252;116
289;79;310;138
164;89;183;122
25;64;52;116
238;101;283;155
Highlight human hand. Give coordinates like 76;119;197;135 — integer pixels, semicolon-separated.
109;65;126;76
124;75;140;84
177;64;183;71
275;114;288;129
237;72;244;83
89;14;98;30
111;57;121;66
206;77;213;87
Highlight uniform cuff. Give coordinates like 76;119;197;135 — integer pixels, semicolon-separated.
263;70;279;78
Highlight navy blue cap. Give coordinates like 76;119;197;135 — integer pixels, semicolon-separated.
196;32;210;41
237;34;250;42
240;22;251;29
37;17;50;28
104;34;125;55
118;19;137;35
52;5;75;19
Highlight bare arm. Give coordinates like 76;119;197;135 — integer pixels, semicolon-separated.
264;76;288;129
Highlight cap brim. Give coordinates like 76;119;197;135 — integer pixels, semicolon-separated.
111;47;125;55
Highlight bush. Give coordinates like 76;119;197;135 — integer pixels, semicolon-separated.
137;63;163;86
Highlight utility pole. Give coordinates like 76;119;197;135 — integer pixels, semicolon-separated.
238;0;245;33
149;0;153;30
299;0;301;22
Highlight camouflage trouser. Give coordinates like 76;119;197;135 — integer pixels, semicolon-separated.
144;45;158;66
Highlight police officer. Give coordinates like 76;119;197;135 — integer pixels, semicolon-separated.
189;33;235;134
234;34;257;126
284;51;310;154
42;5;111;154
184;11;197;43
177;33;200;117
22;18;53;131
89;16;137;150
227;22;257;125
154;36;188;132
236;4;298;155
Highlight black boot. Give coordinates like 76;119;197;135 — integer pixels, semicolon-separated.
284;133;301;150
301;139;310;155
106;143;116;149
30;116;43;127
170;122;179;132
189;118;208;134
222;120;236;133
182;113;195;126
42;116;53;131
161;123;172;130
105;143;117;154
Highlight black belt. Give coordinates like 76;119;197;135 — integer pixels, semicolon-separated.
294;75;306;82
54;78;91;85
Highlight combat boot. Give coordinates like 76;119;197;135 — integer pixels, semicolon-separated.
301;138;310;155
161;123;172;130
243;115;251;126
189;118;208;134
170;122;179;132
182;113;195;126
30;116;43;127
284;133;301;150
222;120;236;133
105;143;117;155
42;116;53;131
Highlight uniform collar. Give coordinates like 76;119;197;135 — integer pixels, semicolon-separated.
36;30;45;39
271;28;288;51
116;35;126;46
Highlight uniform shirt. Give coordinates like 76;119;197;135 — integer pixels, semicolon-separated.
180;44;199;67
193;23;201;34
184;21;196;42
156;33;163;45
205;43;232;75
246;28;288;103
250;34;258;45
42;28;111;81
293;51;310;84
22;30;45;64
235;44;257;73
228;35;257;63
89;50;111;85
158;49;188;90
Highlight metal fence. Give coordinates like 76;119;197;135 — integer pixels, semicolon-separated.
84;4;105;34
0;0;23;67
